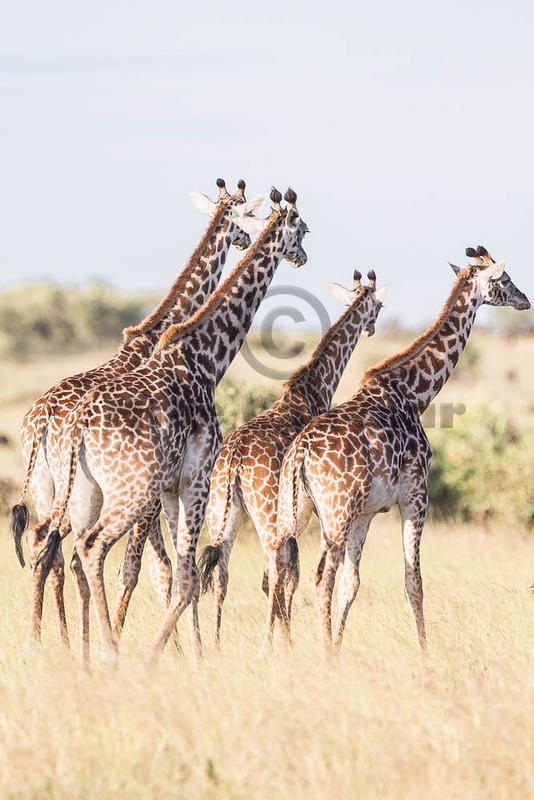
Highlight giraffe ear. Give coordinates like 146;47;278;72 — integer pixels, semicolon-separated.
374;284;388;303
190;192;218;215
235;194;268;217
233;215;269;236
328;282;355;305
483;259;505;280
449;262;462;276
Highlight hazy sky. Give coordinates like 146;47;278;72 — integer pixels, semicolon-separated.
1;0;533;329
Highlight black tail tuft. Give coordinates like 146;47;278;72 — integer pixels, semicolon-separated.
286;536;300;585
198;544;222;594
34;530;61;594
10;503;29;567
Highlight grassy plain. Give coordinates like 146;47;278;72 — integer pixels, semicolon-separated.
1;331;534;798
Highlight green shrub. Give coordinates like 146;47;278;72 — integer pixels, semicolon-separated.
428;406;534;528
0;282;152;358
449;340;480;382
215;379;278;438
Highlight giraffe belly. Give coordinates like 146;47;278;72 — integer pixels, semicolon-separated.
363;476;400;515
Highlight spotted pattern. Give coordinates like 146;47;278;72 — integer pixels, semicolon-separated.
38;196;308;665
22;181;252;647
273;249;530;652
203;278;384;645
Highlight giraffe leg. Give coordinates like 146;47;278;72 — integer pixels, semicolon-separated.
160;488;203;661
149;424;219;664
70;549;91;665
312;539;344;652
204;496;245;649
112;515;156;640
63;466;108;666
262;487;316;650
25;458;56;646
26;519;51;645
48;544;69;647
260;479;313;648
144;518;181;653
333;515;372;648
76;505;144;666
262;544;292;649
399;498;427;649
281;486;314;631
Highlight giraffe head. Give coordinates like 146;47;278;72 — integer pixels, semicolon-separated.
450;245;530;311
233;187;308;268
328;269;388;336
190;178;267;251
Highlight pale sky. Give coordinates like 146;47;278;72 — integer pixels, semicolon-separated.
1;0;533;329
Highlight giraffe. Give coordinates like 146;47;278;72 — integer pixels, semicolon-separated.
198;269;387;646
272;245;530;652
36;187;308;665
13;178;266;646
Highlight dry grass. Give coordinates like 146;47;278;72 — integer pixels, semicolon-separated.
2;520;534;799
1;333;534;798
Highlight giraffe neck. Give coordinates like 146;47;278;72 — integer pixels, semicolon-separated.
156;213;292;387
365;273;481;415
284;291;374;415
119;203;234;358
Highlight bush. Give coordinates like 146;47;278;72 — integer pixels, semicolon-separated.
449;340;480;382
215;379;278;438
0;283;153;358
428;406;534;528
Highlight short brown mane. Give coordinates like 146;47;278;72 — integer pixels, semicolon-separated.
363;268;472;380
122;202;227;343
284;285;368;389
155;211;281;351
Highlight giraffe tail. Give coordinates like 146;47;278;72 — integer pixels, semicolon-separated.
285;535;300;588
282;435;307;589
288;435;308;540
10;401;53;568
198;545;222;594
10;504;29;568
35;395;91;592
198;436;241;594
35;530;62;594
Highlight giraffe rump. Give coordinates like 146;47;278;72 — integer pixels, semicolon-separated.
10;503;29;567
198;544;222;594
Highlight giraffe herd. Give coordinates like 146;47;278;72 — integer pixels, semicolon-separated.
10;178;530;666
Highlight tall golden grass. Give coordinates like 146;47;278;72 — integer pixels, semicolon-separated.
2;520;534;798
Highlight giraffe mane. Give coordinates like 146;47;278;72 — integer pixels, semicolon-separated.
283;285;368;390
121;202;228;344
363;268;473;380
155;211;281;352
